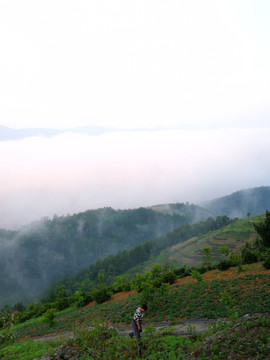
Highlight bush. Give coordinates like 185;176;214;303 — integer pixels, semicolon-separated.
111;276;132;293
43;308;57;327
0;313;15;346
262;254;270;269
217;259;235;271
92;287;111;304
242;249;260;264
191;269;203;282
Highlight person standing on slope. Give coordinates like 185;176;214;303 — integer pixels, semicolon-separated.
129;304;148;344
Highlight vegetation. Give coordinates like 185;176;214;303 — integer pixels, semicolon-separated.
203;185;270;218
45;214;236;296
0;263;269;359
0;207;270;358
0;204;209;308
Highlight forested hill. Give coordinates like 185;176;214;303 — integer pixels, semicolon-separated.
203;186;270;218
0;204;210;308
45;215;236;297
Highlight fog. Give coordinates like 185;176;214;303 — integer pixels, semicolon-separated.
1;128;269;229
1;1;270;229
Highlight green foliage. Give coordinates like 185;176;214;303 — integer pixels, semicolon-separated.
92;273;112;304
70;324;194;360
191;269;203;282
262;252;270;269
219;290;235;308
219;246;230;257
46;215;237;299
217;245;242;270
242;247;260;264
43;308;57;327
193;315;270;360
0;313;15;347
254;210;270;247
71;325;124;359
111;276;131;293
132;264;175;309
72;291;85;308
0;340;61;360
217;259;234;271
201;247;213;269
0;205;192;308
0;327;15;347
92;288;112;305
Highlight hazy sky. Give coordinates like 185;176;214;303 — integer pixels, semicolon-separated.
1;1;270;229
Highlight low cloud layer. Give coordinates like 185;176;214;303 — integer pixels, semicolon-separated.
1;128;270;229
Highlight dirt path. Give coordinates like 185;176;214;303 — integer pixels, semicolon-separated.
29;318;215;343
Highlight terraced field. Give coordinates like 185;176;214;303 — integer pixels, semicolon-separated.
155;217;261;268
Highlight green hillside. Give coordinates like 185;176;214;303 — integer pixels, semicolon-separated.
1;211;270;359
46;215;235;296
1;263;269;359
155;214;265;268
1;204;207;308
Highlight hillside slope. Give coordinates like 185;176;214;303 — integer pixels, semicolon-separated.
154;214;264;268
202;186;270;218
2;263;269;360
0;204;208;308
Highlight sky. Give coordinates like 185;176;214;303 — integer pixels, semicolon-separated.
0;0;270;229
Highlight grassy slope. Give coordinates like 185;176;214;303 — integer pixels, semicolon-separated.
151;215;264;269
1;215;269;359
1;263;270;359
9;263;270;339
116;215;264;278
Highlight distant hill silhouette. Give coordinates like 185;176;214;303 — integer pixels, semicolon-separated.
202;186;270;218
0;125;150;141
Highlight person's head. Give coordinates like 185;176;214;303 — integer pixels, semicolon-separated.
141;304;148;312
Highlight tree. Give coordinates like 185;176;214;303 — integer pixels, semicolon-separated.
201;247;213;269
254;210;270;248
92;273;111;304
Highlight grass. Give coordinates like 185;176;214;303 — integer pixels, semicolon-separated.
1;263;270;359
8;264;270;340
0;340;61;360
192;315;270;359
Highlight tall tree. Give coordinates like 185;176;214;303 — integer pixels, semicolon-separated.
254;210;270;247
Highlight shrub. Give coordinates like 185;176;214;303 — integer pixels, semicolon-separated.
111;276;132;293
43;308;57;327
191;269;203;282
217;259;234;271
174;265;189;277
132;265;172;309
0;313;15;346
262;253;270;269
254;210;270;248
242;249;260;264
92;287;112;304
92;273;112;304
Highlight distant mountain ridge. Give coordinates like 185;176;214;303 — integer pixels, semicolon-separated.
202;186;270;218
0;125;162;141
0;125;121;141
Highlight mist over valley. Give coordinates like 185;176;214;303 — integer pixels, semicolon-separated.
0;186;269;308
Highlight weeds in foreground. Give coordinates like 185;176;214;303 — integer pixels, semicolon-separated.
0;340;61;360
0;315;269;359
193;315;270;360
68;324;195;360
